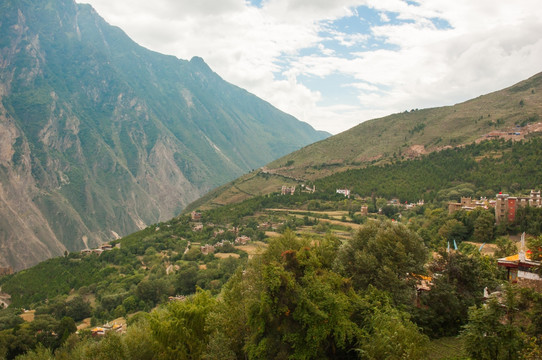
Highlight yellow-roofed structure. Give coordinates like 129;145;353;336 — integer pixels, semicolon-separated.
497;233;540;282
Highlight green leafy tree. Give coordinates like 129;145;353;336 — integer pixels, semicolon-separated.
9;344;54;360
528;235;542;262
207;231;364;359
473;209;495;243
149;289;216;360
416;251;501;337
64;296;91;322
122;317;157;360
56;317;77;347
438;219;468;243
334;221;428;305
84;332;128;360
175;263;199;295
462;290;524;360
359;301;428;359
495;236;517;258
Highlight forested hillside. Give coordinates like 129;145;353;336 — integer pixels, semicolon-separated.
2;138;542;359
315;138;542;203
189;71;542;210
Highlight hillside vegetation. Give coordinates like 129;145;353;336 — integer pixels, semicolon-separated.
2;138;542;358
189;72;542;210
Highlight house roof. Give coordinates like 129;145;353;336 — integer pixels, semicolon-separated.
498;250;540;268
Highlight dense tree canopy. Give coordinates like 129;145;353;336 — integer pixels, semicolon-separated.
334;221;428;306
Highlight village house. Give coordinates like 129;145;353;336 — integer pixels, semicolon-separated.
530;190;541;206
301;184;316;193
405;200;425;210
336;189;350;198
229;226;239;234
281;185;296;195
191;211;202;221
193;224;203;231
215;240;232;248
448;197;489;214
412;273;433;308
258;222;272;229
235;235;251;245
100;244;113;251
91;322;124;337
80;242;120;256
200;244;216;255
0;266;14;276
495;190;542;224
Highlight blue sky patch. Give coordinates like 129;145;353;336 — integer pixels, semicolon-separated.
247;0;264;8
430;17;452;30
298;72;364;107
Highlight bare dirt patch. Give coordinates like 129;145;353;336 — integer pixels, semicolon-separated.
20;310;35;322
236;241;268;258
77;317;91;330
214;253;240;259
464;241;498;256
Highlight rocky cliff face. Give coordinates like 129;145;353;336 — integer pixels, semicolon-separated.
0;0;328;270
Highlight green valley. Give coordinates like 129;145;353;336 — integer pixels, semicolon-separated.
2;138;542;359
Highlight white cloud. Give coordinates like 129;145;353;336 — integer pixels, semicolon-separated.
379;12;390;23
77;0;542;134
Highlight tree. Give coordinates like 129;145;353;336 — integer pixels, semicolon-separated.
438;219;468;243
8;344;54;360
64;296;91;321
136;278;168;305
473;210;495;243
528;235;542;262
334;221;428;305
359;301;428;359
207;231;365;359
149;289;216;360
416;251;501;337
247;236;364;359
495;236;517;258
175;263;199;295
56;316;77;347
84;332;128;360
462;289;524;360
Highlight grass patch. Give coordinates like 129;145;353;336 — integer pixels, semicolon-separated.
426;337;467;359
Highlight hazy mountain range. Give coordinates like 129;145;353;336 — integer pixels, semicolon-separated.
0;0;327;270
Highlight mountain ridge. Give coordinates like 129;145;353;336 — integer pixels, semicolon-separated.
186;71;542;211
0;0;328;270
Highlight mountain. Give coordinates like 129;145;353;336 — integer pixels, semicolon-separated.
0;0;328;270
187;71;542;210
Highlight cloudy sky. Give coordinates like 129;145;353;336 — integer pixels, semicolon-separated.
78;0;542;134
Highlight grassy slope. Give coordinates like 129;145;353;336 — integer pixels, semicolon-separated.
187;71;542;211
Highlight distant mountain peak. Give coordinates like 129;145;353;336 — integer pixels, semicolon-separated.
0;0;328;270
190;56;209;67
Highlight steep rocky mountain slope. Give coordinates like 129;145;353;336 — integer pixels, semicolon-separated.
187;71;542;211
0;0;327;270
